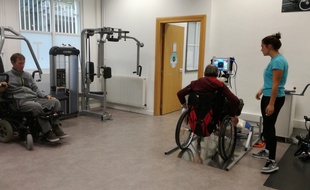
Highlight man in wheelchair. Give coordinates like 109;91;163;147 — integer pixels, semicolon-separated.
4;53;68;143
177;64;240;129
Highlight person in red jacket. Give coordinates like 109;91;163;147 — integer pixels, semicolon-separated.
177;64;240;126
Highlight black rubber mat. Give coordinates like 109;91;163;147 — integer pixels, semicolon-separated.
264;144;310;190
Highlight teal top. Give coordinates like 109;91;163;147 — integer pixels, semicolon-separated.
263;54;288;97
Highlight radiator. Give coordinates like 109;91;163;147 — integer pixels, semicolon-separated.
106;75;147;108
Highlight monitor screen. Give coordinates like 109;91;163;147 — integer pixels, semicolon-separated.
212;57;231;72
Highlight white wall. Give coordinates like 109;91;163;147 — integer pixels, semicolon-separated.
102;0;310;128
0;0;20;69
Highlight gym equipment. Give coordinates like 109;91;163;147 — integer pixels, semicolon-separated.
174;91;239;161
295;115;310;160
0;26;42;79
49;46;80;117
211;57;236;88
165;88;261;170
291;83;310;160
80;27;144;121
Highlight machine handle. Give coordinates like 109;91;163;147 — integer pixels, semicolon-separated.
0;73;9;83
32;70;42;82
133;65;142;77
290;83;310;96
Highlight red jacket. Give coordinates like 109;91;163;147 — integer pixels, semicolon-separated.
177;76;240;116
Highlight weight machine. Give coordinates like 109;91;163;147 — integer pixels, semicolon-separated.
0;26;42;79
80;27;144;121
49;46;80;117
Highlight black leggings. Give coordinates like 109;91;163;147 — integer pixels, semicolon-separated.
261;96;285;160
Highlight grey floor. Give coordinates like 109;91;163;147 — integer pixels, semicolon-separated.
0;109;291;190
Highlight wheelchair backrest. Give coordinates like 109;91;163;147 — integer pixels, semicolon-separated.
188;91;226;121
0;56;4;73
0;56;10;109
187;91;226;137
0;56;8;116
0;56;9;87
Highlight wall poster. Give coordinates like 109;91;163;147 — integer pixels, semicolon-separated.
282;0;310;12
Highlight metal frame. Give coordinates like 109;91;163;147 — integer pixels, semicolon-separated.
165;119;262;171
79;27;144;121
0;26;42;78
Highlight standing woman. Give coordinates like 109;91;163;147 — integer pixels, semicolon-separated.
252;32;288;173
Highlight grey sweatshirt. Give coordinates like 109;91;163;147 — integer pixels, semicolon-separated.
5;69;47;99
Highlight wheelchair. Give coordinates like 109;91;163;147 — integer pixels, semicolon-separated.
0;73;62;150
175;91;243;161
0;96;63;150
0;101;38;150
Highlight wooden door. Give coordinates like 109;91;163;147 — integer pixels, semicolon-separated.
161;24;184;114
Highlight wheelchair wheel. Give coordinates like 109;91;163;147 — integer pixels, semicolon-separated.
175;109;194;150
218;116;237;160
0;120;13;143
26;134;33;150
299;0;310;11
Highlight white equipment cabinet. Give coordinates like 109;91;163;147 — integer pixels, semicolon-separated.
275;94;296;138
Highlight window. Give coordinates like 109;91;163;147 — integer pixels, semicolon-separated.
19;0;81;69
53;0;80;34
185;22;200;72
20;0;80;34
20;0;51;32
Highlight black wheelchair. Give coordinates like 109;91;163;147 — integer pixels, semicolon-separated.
175;91;243;161
0;96;63;150
0;73;62;150
0;100;37;149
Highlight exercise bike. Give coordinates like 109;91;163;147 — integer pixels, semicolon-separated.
175;91;243;161
290;0;310;11
294;116;310;160
292;83;310;160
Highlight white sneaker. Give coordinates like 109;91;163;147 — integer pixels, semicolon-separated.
252;149;269;160
261;160;279;173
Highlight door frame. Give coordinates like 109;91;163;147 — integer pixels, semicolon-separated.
154;15;207;116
